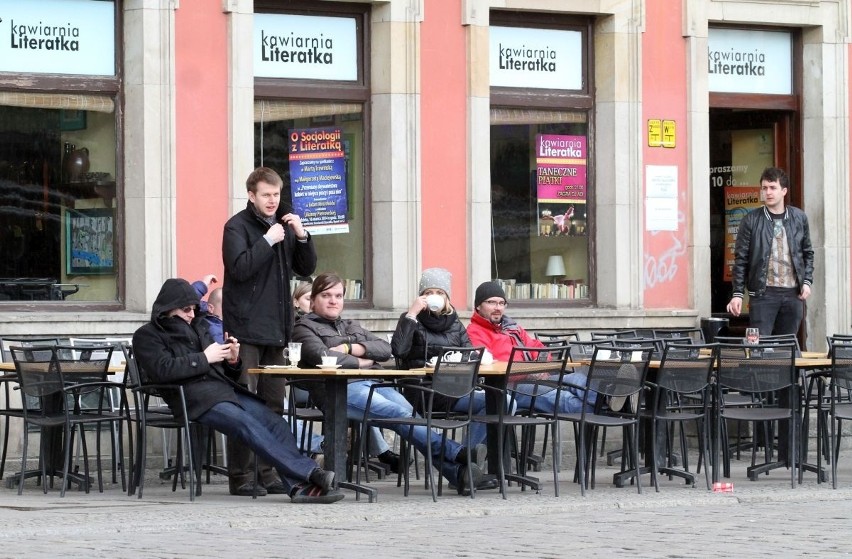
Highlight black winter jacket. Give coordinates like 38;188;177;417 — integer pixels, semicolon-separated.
391;309;471;369
132;278;254;421
291;313;392;408
731;205;814;298
222;202;316;346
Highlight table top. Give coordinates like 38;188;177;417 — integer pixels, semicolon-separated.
0;362;125;373
248;360;570;377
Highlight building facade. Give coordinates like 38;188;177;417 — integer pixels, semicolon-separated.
0;0;849;350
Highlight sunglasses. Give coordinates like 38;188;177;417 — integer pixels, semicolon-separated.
180;306;196;314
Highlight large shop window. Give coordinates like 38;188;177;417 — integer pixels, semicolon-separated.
489;109;590;301
0;93;119;303
254;100;366;300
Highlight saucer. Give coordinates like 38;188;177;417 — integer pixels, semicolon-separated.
316;364;342;370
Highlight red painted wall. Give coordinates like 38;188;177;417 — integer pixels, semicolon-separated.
642;0;690;308
420;0;469;308
174;4;229;287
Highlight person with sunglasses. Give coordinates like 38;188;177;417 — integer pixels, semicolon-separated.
132;278;342;503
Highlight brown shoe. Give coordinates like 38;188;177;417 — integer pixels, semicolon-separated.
230;482;267;497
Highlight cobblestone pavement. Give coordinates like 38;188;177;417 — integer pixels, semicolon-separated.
2;455;851;559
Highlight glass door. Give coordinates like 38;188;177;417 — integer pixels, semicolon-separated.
708;109;792;318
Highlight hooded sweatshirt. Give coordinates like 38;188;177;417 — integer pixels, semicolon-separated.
132;278;254;420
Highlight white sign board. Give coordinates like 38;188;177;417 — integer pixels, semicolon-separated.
489;26;582;90
708;28;792;95
0;0;115;76
645;165;678;231
254;14;357;81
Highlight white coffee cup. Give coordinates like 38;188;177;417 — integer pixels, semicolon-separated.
443;350;462;362
321;355;338;367
425;294;444;312
480;348;494;365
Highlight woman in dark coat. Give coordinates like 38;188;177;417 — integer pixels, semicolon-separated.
391;268;488;447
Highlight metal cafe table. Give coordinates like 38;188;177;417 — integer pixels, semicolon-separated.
248;365;426;502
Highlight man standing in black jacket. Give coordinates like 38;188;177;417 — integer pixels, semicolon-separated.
222;166;317;496
726;167;814;336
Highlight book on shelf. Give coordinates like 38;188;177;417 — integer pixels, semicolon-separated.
494;278;588;300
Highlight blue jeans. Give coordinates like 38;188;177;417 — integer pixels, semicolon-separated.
293;421;387;458
514;372;594;414
198;393;319;493
347;380;465;483
294;419;325;454
452;391;488;447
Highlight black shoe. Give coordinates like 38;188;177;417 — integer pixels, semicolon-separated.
309;468;336;492
456;444;487;467
264;480;289;494
230;482;267;497
449;471;497;491
455;463;483;496
377;450;412;474
377;450;401;473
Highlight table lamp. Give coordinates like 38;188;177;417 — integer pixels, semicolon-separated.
545;254;566;283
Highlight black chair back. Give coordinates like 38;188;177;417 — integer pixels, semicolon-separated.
534;332;579;347
590;330;638;340
656;343;716;395
586;345;653;409
653;328;705;344
10;346;62;407
717;343;797;393
0;337;60;363
430;346;483;400
828;335;852;357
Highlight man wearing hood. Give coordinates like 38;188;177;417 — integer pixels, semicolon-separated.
222;166;317;496
132;278;342;503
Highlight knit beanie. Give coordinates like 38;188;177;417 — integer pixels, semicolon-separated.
419;267;452;297
474;281;506;308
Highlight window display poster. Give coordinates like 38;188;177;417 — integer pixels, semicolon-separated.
66;208;114;274
288;126;349;235
535;134;587;236
723;186;762;281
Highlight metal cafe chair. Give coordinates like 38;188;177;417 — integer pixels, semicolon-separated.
357;347;485;501
827;343;852;488
11;344;130;496
644;343;716;491
474;345;570;499
715;342;798;488
122;343;200;501
555;344;653;496
0;337;60;482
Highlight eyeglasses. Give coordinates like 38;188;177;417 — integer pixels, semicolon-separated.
482;299;507;307
180;306;196;314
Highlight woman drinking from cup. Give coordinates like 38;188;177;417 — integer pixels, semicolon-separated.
391;268;493;460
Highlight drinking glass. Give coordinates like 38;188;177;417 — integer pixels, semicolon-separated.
745;328;760;346
287;342;302;368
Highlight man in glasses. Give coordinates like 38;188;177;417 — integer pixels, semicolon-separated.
467;281;592;414
222;166;317;497
132;278;342;503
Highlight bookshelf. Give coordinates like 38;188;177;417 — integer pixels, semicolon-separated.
494;278;588;301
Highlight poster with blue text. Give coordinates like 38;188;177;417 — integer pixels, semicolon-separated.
288;126;349;235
